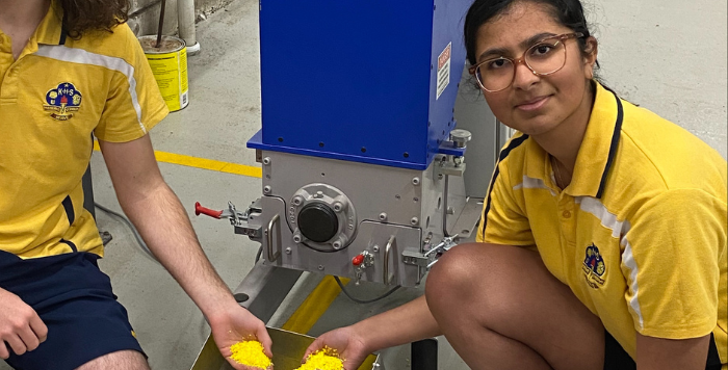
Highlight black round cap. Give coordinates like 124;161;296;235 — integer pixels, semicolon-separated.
298;203;339;243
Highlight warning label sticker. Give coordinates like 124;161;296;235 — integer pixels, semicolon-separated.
437;42;452;100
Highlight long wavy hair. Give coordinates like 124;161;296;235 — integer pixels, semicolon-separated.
57;0;131;38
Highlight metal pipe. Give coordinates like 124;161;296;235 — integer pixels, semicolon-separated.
177;0;200;54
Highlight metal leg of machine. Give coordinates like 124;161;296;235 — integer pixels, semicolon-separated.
411;338;439;370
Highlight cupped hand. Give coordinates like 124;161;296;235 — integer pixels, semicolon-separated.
209;305;274;370
302;326;370;370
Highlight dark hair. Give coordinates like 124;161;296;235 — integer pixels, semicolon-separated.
464;0;598;67
57;0;131;38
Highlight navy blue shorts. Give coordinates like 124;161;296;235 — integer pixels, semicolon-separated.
0;251;145;370
604;330;723;370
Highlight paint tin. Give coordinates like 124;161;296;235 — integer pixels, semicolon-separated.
138;35;189;111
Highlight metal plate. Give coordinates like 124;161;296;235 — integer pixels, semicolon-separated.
262;191;423;287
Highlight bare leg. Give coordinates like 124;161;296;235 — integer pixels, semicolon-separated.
426;243;605;370
75;350;151;370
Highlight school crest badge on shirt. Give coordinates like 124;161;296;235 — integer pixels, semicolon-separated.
582;243;606;288
44;82;82;121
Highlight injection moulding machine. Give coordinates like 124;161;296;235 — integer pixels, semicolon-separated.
191;1;513;368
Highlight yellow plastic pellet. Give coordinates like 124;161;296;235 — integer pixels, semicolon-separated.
294;346;344;370
230;340;273;369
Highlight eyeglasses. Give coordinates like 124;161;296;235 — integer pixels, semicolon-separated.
469;32;584;92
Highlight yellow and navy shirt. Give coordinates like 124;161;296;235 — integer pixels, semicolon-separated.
477;83;727;365
0;2;168;259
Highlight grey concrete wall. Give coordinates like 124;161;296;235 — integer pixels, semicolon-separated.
586;0;727;158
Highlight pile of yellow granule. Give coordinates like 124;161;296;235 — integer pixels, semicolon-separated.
294;346;344;370
230;340;273;369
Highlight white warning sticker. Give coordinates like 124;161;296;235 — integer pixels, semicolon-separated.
436;42;452;100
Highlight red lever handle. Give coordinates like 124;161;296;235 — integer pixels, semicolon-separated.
195;202;223;219
352;255;365;266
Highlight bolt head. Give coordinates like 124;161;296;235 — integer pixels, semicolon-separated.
332;241;342;249
293;235;302;243
412;177;421;186
378;213;388;221
318;265;324;271
263;186;271;194
292;196;303;206
411;217;419;225
333;202;344;212
262;157;271;165
285;247;292;255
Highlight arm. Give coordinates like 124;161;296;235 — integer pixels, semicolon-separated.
305;295;439;370
636;333;712;370
354;295;440;352
99;135;271;368
623;189;725;370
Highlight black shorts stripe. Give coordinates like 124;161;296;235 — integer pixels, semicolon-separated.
62;195;75;225
60;238;78;253
481;134;530;236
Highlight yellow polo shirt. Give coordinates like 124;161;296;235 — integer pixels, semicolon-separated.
477;83;727;365
0;2;168;259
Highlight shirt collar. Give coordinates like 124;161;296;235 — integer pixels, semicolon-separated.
35;0;65;46
568;82;624;198
523;82;624;198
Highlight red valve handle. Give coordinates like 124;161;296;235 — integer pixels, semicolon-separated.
195;202;223;219
352;255;365;266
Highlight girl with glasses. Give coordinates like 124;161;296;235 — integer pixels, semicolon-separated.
305;1;727;369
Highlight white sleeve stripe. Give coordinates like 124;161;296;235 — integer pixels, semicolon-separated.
35;45;147;134
621;235;644;330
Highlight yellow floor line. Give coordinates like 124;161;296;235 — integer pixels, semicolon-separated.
282;276;351;334
93;141;262;178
